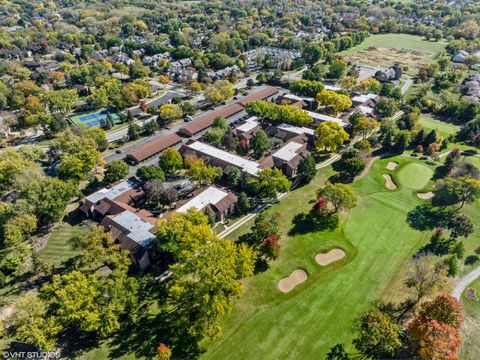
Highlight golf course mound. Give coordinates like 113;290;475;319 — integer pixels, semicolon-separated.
278;269;308;293
383;174;397;190
397;163;433;189
417;192;434;200
315;248;346;266
386;162;398;170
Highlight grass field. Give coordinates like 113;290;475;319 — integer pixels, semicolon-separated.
460;278;480;360
203;156;436;359
38;221;89;267
396;162;433;190
341;34;447;73
419;114;459;137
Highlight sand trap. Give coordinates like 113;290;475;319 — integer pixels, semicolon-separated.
386;162;398;170
383;174;397;190
278;269;307;293
417;192;434;200
315;248;346;266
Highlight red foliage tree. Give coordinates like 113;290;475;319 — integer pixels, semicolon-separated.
156;343;172;360
407;294;464;360
260;235;281;260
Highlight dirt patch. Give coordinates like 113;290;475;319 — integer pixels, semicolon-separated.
383;174;397;190
386;162;398;170
278;269;308;293
343;46;430;73
315;248;346;266
417;192;434;200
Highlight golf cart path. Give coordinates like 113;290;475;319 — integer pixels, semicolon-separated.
452;266;480;300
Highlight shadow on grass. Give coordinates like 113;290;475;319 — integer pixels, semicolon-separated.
406;204;451;231
288;213;317;236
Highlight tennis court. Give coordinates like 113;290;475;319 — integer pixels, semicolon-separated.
70;108;122;128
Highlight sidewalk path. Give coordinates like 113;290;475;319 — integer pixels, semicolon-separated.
452;266;480;300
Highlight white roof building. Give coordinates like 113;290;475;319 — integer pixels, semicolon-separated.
177;186;229;213
351;93;378;104
305;110;347;127
235;116;260;133
186;141;262;176
277;123;315;136
272;141;304;161
110;210;155;247
85;179;136;204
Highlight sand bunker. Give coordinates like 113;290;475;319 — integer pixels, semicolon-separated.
278;269;307;293
383;174;397;190
315;248;346;266
417;192;434;200
386;162;398;170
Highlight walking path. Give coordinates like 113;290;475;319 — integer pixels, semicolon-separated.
452;266;480;300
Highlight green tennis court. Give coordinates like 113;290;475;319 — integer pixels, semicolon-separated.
70;108;122;128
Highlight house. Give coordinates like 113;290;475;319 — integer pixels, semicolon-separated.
278;93;316;110
232;116;262;143
179;140;262;176
178;103;245;137
453;50;470;63
126;133;183;164
258;135;310;178
79;178;158;269
375;64;403;84
100;209;157;269
461;71;480;102
236;86;281;107
351;93;379;106
305;110;348;128
165;186;238;222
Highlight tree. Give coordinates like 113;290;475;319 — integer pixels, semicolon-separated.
298;154;316;183
316;183;357;215
41;270;138;337
143;120;158;136
328;60;348;79
104;160;129;184
353;117;380;139
7;293;61;351
41;89;79;122
144;180;178;208
376;98;399;118
314;122;349;151
316;90;352;114
404;255;449;302
238;192;251;213
21;177;77;226
352;310;403;359
250;130;271;158
156;343;172;360
158;104;183;125
290;80;324;97
407;294;463;360
225;166;241;187
432;177;480;210
447;214;474;239
355;78;381;94
185;156;222;185
247;168;291;199
136;165;165;182
159;148;183;174
260;235;281;260
246;101;312;126
204;80;234;104
342;157;366;178
127;122;141;141
239;212;281;248
393;130;412;153
303;43;323;64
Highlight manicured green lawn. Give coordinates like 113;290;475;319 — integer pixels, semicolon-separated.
38;221;89;267
460;278;480;360
341;34;446;57
419;115;459;137
203;156;434;360
396;162;433;190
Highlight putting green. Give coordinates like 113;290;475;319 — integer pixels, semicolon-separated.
397;163;433;189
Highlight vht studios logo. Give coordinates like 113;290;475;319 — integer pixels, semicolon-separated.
2;352;60;359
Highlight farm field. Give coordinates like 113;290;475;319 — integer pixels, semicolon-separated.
203;156;440;360
460;278;480;360
340;34;447;73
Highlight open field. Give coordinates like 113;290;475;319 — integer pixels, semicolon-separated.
341;34;447;73
419;114;459;136
460;278;480;360
203;156;436;359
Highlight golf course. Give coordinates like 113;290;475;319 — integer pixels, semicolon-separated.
203;156;442;359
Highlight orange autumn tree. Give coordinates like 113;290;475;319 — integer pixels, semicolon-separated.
156;343;171;360
407;294;463;360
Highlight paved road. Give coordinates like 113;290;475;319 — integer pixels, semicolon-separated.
452;266;480;300
401;76;414;95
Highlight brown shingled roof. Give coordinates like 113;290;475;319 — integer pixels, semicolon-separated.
126;133;182;164
178;103;244;137
237;86;280;107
